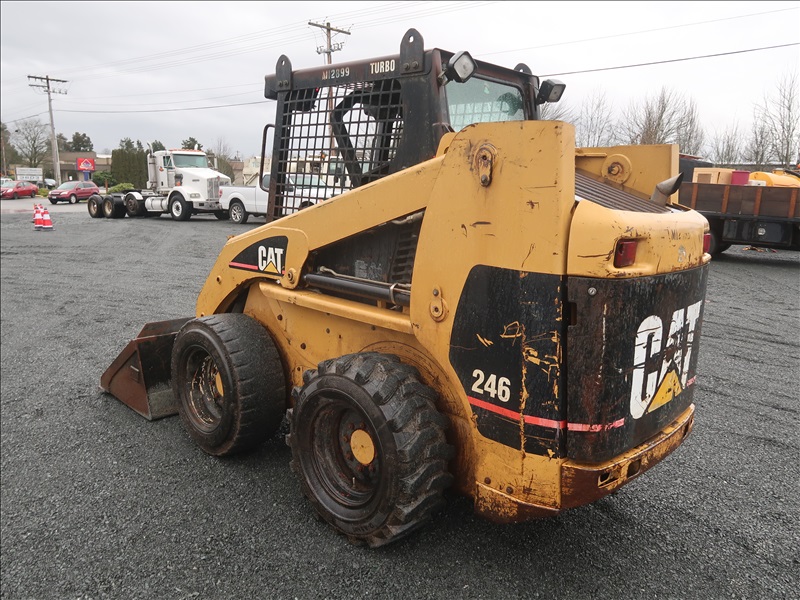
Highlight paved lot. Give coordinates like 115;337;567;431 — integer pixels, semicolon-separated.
1;208;798;599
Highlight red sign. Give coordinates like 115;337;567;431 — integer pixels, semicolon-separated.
77;158;96;172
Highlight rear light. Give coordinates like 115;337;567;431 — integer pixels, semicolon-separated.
703;233;711;254
614;239;638;268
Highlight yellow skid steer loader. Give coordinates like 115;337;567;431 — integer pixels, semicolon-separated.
101;29;710;547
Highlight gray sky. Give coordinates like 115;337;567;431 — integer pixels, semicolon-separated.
1;1;798;159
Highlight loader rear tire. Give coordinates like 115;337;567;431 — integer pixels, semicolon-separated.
171;313;286;456
288;353;453;547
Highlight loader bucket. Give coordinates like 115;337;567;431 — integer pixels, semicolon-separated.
100;317;192;420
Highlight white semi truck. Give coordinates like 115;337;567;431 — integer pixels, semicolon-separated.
88;147;231;221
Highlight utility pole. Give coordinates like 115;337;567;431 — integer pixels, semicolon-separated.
308;22;350;168
308;21;350;66
28;75;67;186
1;131;7;177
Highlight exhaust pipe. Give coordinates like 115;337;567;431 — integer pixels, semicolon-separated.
650;173;684;206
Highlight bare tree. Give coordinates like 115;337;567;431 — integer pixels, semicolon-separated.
575;90;615;147
1;121;21;175
208;137;235;180
743;109;774;170
212;137;233;161
708;123;743;166
11;119;49;168
675;98;705;157
539;99;576;125
617;87;705;155
754;70;799;168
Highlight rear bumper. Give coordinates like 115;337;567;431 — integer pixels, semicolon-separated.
560;403;694;508
473;404;694;523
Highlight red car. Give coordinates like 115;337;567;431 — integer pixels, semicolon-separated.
48;180;100;204
1;180;39;199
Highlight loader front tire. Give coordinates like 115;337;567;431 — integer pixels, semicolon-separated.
171;313;286;456
288;353;453;547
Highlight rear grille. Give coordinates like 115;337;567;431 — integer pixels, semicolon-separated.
576;172;671;214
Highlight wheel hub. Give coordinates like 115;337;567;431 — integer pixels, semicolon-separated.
349;429;376;465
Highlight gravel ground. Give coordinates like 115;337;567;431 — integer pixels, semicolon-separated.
1;208;798;600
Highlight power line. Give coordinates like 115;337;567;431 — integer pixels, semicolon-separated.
44;41;799;116
56;100;270;114
480;6;799;58
542;42;799;77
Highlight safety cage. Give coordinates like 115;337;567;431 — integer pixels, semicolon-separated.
259;28;552;222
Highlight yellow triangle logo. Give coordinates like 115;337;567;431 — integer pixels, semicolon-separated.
263;259;280;275
648;367;684;413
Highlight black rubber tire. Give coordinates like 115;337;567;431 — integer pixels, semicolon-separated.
229;201;249;224
124;193;147;217
708;228;730;257
213;210;229;221
12;193;18;199
171;313;286;456
69;194;78;204
288;352;453;547
170;197;192;221
102;197;126;219
49;199;58;205
87;195;103;218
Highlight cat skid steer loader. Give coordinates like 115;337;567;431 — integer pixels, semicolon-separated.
101;29;711;547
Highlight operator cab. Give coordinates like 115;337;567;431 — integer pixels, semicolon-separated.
261;28;565;220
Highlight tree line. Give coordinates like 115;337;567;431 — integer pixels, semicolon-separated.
2;70;798;182
544;70;798;169
0;121;236;186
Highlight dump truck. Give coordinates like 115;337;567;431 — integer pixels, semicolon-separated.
677;166;800;255
87;147;231;221
100;29;711;547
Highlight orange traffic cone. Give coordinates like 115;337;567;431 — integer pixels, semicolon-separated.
33;204;43;230
40;205;54;231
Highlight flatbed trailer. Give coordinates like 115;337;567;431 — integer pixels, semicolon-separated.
678;181;800;255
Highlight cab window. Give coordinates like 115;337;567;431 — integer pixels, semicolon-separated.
445;78;525;131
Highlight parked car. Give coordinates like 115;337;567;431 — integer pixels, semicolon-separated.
1;180;39;199
36;179;57;190
48;180;100;204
